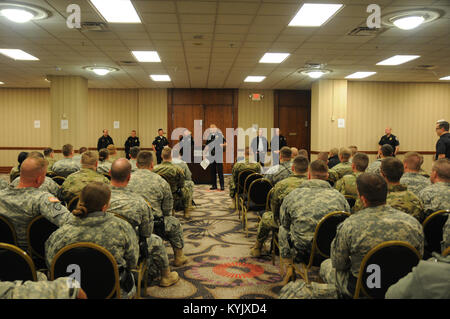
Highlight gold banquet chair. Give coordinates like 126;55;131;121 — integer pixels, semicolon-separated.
0;215;18;246
0;243;37;282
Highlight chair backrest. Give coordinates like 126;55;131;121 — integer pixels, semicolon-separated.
248;179;273;207
344;195;357;208
0;243;37;281
354;241;421;299
243;173;263;194
68;196;80;212
237;170;255;195
52;176;66;186
265;188;275;211
50;242;121;299
27;215;58;260
422;210;449;256
0;215;18;245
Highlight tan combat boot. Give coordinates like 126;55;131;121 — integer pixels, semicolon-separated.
280;257;296;285
250;241;263;257
173;248;189;267
159;267;179;287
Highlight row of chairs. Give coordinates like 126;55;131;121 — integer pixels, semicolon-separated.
46;172;111;186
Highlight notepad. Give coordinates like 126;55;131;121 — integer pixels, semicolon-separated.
200;158;210;170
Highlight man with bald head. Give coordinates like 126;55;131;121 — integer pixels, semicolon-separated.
378;127;399;157
0;157;71;251
107;159;179;287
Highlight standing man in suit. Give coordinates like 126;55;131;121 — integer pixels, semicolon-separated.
124;130;140;160
152;129;169;164
271;128;288;166
179;129;194;163
251;128;268;167
205;124;227;191
97;129;114;151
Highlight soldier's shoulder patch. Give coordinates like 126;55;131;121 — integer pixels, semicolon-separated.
48;196;60;203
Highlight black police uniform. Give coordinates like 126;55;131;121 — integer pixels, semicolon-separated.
378;134;399;156
205;132;226;190
97;135;114;151
179;134;194;163
124;136;140;160
435;132;450;159
152;135;169;164
270;134;287;165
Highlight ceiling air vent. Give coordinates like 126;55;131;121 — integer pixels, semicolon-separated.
347;26;384;36
117;61;139;66
414;65;437;70
80;22;109;32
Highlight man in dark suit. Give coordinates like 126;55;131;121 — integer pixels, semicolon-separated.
97;129;114;151
271;128;288;165
205;124;226;191
124;130;140;160
251;128;268;167
179;129;194;163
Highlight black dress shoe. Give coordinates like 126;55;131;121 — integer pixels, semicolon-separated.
210;186;217;190
220;187;225;191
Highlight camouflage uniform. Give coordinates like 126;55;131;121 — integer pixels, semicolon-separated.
264;161;292;186
279;179;350;261
107;187;170;281
45;157;57;173
153;161;188;210
256;174;308;244
127;169;184;249
229;159;261;198
320;204;424;298
0;187;71;251
0;277;79;299
335;172;362;197
442;217;450;252
419;169;430;178
328;162;352;183
9;166;19;183
45;212;139;299
279;279;338;299
400;172;431;197
366;159;382;175
96;160;112;174
418;182;450;218
0;178;8;190
51;158;81;178
59;168;110;204
129;159;138;172
11;176;59;196
172;158;194;206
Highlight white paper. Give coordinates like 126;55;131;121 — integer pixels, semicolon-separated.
34;120;40;128
61;119;69;130
114;121;120;129
338;118;345;128
200;158;210;170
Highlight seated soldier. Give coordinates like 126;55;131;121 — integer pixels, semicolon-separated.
278;160;350;284
353;158;424;221
97;148;112;174
153;147;190;219
317;152;329;166
107;144;118;162
9;151;28;182
328;147;353;184
129;146;140;172
400;152;431;197
45;182;139;299
443;217;450;252
291;147;299;159
327;148;339;169
172;146;194;210
319;173;424;299
0;278;86;299
250;156;309;257
229;147;262;209
265;147;293;186
418;158;450;218
73;147;87;163
51;144;81;178
0;177;7;190
348;146;358;163
107;159;179;287
43;147;57;173
59;151;110;204
366;144;393;175
0;157;71;252
335;152;369;197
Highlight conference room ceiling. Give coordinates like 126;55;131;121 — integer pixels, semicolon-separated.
0;0;449;89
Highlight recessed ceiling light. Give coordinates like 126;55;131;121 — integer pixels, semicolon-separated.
0;49;39;60
150;74;171;82
0;81;4;85
0;2;50;23
345;72;377;79
289;3;344;27
131;51;161;62
90;0;141;23
392;16;425;30
259;53;290;64
301;69;331;79
244;76;266;83
83;66;118;76
382;9;442;31
439;76;450;81
376;55;420;66
1;8;33;23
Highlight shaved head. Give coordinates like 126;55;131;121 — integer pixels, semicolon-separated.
111;158;131;184
19;157;47;187
291;147;299;158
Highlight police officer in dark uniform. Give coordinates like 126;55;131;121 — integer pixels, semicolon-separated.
124;130;140;160
205;124;226;191
271;128;288;165
435;120;450;160
97;129;114;151
378;127;399;157
152;129;169;164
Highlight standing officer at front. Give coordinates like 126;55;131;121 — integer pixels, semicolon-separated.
97;129;114;151
125;130;140;160
152;129;169;164
205;124;226;191
435;120;450;159
251;128;268;166
378;127;399;157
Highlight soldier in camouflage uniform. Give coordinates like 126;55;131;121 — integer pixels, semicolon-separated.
11;173;59;197
0;177;8;190
400;152;431;197
250;156;309;257
0;278;86;299
107;159;179;287
279;160;350;284
0;157;71;251
59;151;110;204
335;152;369;197
366;144;393;175
51;144;81;178
129;146;140;172
443;217;450;252
43;148;57;173
327;147;353;184
319;173;424;298
9;152;28;182
127;151;188;267
264;147;293;185
153;147;191;219
172;147;194;210
279;279;338;299
46;182;139;299
96;148;112;174
418;158;450;218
